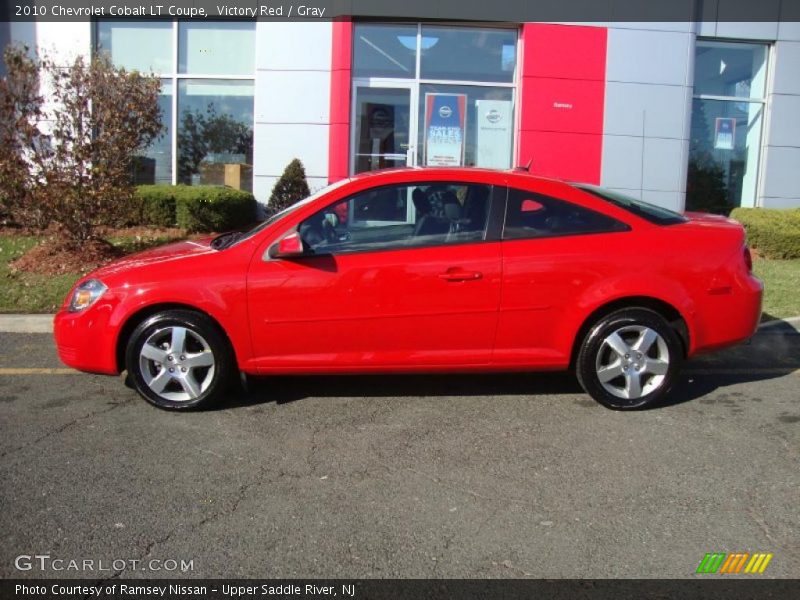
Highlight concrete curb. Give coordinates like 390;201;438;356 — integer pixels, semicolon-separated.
1;313;799;335
0;314;55;334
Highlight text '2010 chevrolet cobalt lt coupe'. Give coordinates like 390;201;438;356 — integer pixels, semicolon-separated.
54;168;763;410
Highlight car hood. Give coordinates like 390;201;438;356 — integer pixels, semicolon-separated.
91;236;217;279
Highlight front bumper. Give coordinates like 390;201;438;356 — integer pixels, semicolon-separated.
53;304;119;375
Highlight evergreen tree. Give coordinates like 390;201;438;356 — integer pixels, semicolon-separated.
267;158;310;216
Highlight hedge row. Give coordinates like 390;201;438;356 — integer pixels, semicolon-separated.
122;185;257;233
730;207;800;260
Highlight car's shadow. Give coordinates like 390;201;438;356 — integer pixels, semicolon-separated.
217;320;799;411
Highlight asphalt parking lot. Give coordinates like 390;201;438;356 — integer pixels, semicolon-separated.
1;325;798;579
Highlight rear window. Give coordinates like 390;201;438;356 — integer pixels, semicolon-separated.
575;184;688;226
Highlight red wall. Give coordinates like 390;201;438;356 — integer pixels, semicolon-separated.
329;18;352;183
518;23;607;184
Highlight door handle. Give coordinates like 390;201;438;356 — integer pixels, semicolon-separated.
438;268;483;282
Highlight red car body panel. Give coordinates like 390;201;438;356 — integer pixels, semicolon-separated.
53;168;763;377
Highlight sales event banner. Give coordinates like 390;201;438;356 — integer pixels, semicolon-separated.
424;93;467;167
4;579;798;599
475;99;513;170
714;117;736;150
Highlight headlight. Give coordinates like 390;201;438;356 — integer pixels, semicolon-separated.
69;279;107;312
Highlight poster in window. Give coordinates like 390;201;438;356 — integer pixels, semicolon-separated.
424;93;466;167
475;99;512;169
714;117;736;150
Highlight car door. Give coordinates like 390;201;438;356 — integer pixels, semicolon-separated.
493;184;632;368
246;181;504;372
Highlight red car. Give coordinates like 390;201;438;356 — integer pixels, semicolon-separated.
54;168;763;410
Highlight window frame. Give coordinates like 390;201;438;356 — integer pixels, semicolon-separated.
690;38;771;209
93;19;256;186
498;186;631;242
349;22;520;175
296;180;506;257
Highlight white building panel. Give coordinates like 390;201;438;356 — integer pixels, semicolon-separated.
253;123;330;180
604;82;687;139
606;28;692;87
255;70;331;124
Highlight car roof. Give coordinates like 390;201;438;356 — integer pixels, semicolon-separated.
347;166;567;186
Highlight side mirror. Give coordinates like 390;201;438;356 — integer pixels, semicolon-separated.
268;231;305;259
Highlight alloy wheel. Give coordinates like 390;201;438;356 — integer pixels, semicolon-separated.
138;326;216;402
594;325;670;400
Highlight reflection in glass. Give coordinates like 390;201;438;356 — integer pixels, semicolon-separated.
694;41;767;99
177;80;255;191
133;80;173;184
420;26;517;83
417;84;513;168
686;98;763;212
354;87;411;174
96;21;172;74
178;21;256;75
353;24;417;78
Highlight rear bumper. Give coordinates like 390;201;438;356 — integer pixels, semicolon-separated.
53;305;119;375
692;275;763;355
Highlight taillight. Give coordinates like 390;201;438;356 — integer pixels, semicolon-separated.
743;246;753;273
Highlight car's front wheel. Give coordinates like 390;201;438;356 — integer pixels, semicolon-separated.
576;308;683;410
125;310;234;410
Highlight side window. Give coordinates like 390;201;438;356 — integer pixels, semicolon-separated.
298;182;492;255
503;187;629;240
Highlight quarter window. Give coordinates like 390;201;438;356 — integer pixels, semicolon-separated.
298;183;492;255
503;188;628;240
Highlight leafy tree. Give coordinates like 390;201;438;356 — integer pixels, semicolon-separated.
267;158;310;216
0;45;162;244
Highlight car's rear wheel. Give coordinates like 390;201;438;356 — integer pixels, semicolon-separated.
125;310;234;410
576;308;683;410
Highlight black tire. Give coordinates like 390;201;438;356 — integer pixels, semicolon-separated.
125;309;235;410
576;308;683;410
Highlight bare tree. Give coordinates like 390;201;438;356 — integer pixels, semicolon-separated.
0;45;163;245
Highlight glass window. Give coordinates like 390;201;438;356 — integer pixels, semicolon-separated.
178;21;255;75
687;41;767;213
96;21;172;74
420;26;517;83
298;183;492;255
576;184;687;225
694;41;767;99
133;80;173;184
177;80;255;190
418;84;514;168
503;188;628;240
353;87;411;174
353;24;417;78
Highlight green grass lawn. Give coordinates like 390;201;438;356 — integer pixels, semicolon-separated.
2;235;800;319
0;233;185;313
753;257;800;321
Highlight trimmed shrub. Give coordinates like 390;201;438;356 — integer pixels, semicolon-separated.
125;185;179;228
174;185;257;233
730;207;800;260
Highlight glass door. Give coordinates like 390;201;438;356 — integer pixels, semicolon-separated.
351;83;417;174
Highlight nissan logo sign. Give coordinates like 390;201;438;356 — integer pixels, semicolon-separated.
486;109;502;124
438;105;453;118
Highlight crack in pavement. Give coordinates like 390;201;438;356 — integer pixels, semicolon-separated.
1;398;133;460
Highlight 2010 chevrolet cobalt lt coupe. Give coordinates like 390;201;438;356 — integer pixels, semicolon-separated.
54;168;762;410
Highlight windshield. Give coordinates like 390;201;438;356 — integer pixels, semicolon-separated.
221;178;351;248
575;184;688;226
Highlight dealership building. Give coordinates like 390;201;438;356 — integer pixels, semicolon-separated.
2;12;799;213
